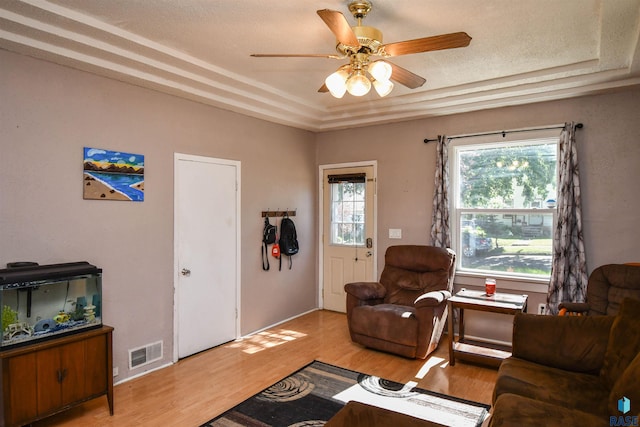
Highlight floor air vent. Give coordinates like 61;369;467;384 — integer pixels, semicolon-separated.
129;340;163;369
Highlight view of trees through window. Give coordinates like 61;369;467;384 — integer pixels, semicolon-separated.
454;139;558;277
330;182;365;246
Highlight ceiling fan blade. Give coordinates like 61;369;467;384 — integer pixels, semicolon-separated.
317;9;360;47
318;83;329;93
251;53;342;59
382;32;472;57
388;62;426;89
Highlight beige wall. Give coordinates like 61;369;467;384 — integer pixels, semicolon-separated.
316;87;640;320
0;49;317;380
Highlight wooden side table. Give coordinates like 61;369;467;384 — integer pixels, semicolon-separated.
447;289;527;367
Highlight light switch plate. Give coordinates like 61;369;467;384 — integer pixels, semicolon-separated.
389;228;402;239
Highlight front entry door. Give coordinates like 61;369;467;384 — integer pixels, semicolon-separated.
322;165;376;312
174;154;240;359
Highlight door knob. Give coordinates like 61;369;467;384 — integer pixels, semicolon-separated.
366;251;373;257
181;268;191;276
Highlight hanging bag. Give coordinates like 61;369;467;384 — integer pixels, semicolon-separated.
261;216;277;271
278;213;299;270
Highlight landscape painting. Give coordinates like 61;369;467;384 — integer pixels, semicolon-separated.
83;147;145;201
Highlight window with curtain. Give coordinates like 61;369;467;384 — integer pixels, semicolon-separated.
451;137;559;278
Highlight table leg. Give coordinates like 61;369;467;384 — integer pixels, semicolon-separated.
447;300;455;366
459;307;465;342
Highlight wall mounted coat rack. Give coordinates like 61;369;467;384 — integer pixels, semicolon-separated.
262;210;296;218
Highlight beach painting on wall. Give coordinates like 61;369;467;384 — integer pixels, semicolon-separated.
83;147;145;201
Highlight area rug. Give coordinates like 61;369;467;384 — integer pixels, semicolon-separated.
201;360;490;427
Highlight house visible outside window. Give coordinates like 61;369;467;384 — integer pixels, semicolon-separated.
451;137;559;279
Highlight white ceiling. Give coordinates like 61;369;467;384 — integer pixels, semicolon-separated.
1;0;639;132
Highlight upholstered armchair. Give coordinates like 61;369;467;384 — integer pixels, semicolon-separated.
344;245;456;359
558;263;640;316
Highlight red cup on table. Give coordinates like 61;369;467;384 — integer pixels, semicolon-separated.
485;278;496;296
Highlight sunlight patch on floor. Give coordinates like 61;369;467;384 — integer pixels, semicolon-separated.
228;329;307;354
415;356;447;379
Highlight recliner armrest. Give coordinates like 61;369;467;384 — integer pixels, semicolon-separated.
512;312;614;373
344;281;386;301
558;301;589;313
414;290;451;308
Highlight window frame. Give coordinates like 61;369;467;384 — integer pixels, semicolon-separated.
449;133;560;285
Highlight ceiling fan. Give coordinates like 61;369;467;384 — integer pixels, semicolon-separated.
251;0;471;98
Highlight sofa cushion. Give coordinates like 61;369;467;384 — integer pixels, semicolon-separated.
349;304;418;347
384;245;454;272
380;246;454;306
490;393;605;427
381;265;449;306
493;357;608;416
600;298;640;389
512;313;614;374
609;351;640;416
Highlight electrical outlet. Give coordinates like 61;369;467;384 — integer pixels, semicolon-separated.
538;303;546;315
113;367;119;377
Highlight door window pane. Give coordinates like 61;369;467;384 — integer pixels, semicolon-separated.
330;182;365;245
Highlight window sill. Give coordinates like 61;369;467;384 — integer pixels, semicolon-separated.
454;271;550;294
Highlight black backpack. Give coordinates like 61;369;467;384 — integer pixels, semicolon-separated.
278;214;299;270
261;217;277;271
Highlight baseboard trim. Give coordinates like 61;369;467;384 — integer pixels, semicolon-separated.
237;308;319;340
114;361;173;386
459;334;512;348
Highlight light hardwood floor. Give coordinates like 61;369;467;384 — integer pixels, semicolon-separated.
34;310;498;426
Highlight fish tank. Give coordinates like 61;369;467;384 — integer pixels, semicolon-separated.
0;261;102;350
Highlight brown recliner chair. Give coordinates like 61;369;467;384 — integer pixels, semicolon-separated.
559;263;640;315
344;245;456;359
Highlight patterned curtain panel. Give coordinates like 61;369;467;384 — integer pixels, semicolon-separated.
430;135;451;248
547;122;588;314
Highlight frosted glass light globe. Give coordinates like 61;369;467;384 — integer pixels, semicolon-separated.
373;79;394;97
369;61;392;82
325;69;349;98
346;73;371;96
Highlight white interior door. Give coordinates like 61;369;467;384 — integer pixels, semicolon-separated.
321;165;376;312
174;154;240;359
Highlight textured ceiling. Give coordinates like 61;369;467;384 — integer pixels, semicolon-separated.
1;0;639;131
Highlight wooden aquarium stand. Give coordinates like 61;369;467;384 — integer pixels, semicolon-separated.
0;325;114;427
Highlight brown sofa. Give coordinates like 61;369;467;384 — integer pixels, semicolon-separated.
344;245;456;359
490;297;640;427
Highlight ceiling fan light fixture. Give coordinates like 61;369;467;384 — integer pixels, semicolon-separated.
373;78;394;97
369;60;392;82
325;69;349;98
346;70;371;96
253;2;472;100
